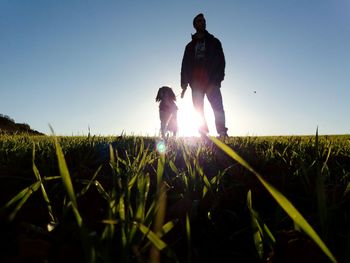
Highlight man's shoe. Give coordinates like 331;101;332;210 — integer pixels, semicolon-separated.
218;131;229;139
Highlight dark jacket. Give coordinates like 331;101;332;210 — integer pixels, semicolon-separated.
181;30;225;88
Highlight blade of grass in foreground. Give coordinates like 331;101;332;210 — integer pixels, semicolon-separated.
138;223;167;251
156;153;165;188
186;213;191;263
247;190;264;259
32;143;56;223
209;136;337;263
52;133;82;227
150;182;168;263
50;129;95;263
5;181;41;221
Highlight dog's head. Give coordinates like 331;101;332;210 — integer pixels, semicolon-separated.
156;86;176;102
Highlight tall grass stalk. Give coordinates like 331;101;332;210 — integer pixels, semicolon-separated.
53;136;82;226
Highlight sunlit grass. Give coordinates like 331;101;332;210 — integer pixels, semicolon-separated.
209;136;337;262
0;133;348;262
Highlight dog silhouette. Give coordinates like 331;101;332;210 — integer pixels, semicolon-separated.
156;86;178;139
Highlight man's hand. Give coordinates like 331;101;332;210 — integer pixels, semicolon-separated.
181;88;187;98
181;84;187;98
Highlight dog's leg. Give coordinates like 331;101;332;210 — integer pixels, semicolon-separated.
160;110;166;139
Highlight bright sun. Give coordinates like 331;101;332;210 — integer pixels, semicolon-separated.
177;95;215;137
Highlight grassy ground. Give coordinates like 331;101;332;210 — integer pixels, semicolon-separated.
0;134;349;262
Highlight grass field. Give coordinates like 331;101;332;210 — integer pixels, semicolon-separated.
0;134;349;262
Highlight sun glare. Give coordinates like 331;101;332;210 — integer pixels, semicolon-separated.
177;96;215;137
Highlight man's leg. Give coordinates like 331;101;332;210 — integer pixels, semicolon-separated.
206;85;228;136
191;88;209;134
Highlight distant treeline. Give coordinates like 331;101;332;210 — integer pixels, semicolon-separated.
0;114;44;135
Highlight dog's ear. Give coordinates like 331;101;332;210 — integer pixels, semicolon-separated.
166;87;176;101
156;87;163;102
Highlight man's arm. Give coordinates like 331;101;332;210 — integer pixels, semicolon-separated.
216;39;225;83
210;38;225;85
180;46;190;90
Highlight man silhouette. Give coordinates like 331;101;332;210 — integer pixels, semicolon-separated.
181;13;228;137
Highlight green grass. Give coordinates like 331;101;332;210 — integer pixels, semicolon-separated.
0;134;349;262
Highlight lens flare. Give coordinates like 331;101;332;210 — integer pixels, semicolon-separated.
177;96;217;137
156;140;166;154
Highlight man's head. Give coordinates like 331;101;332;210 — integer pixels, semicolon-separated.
193;13;206;32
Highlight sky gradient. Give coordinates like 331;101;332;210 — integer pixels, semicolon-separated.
1;1;349;136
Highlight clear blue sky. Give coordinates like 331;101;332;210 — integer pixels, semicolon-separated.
1;1;349;136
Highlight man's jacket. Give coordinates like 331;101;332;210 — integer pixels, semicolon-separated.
181;30;225;88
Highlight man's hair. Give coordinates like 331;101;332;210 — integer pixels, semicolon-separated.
193;13;204;27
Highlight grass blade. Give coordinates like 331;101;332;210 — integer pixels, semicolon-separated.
138;223;167;250
53;135;82;227
186;213;191;263
156;154;165;187
344;182;350;198
247;190;264;259
32;143;56;223
5;181;41;221
78;165;102;196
